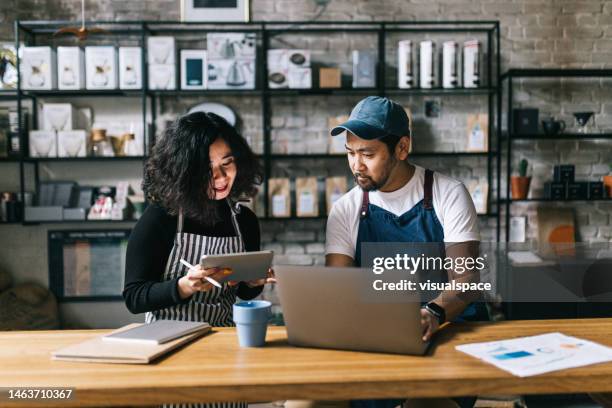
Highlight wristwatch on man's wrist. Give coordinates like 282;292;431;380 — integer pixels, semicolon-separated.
422;302;446;325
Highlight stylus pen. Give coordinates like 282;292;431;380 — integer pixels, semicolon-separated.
180;259;223;288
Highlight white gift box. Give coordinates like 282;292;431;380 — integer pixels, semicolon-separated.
119;47;143;89
21;47;56;90
148;64;176;90
207;33;256;60
288;67;312;89
463;40;480;88
267;49;289;89
352;50;376;88
180;50;208;90
147;37;176;64
57;130;87;157
397;40;414;89
57;47;85;90
29;130;57;158
287;50;310;68
85;46;117;90
207;58;255;89
41;103;75;132
419;40;435;89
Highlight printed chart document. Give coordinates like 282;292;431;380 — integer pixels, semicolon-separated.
456;332;612;377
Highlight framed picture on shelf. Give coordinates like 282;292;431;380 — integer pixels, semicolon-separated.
180;0;250;22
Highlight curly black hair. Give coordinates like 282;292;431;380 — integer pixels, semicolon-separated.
143;111;263;225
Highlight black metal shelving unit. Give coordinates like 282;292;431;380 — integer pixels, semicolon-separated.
501;68;612;242
13;20;501;233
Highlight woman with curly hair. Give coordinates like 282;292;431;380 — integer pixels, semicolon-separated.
123;111;271;331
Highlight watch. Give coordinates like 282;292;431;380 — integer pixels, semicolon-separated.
422;302;446;325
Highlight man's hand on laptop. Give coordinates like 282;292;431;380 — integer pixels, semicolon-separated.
420;308;440;342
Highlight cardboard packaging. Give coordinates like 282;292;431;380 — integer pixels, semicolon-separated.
544;182;566;200
147;37;176;64
21;46;56;90
267;49;289;89
119;47;143;90
29;130;57;158
208;59;256;89
148;64;176;90
442;41;458;89
57;130;87;157
268;178;291;217
41;103;75;132
85;46;117;90
352;50;376;88
180;50;208;90
207;33;256;60
419;40;435;89
463;39;480;88
553;164;575;183
397;40;414;89
57;47;85;90
288;67;312;89
319;67;341;88
287;50;310;69
296;177;319;217
325;177;347;214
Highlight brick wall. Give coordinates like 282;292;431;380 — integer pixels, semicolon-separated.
1;0;612;323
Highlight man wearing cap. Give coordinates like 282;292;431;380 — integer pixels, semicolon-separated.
325;96;487;408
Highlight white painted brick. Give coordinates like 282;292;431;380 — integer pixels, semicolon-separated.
305;243;325;254
284;243;305;254
273;254;314;266
276;231;317;242
263;243;283;253
578;225;598;239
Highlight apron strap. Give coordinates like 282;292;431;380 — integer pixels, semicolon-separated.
423;169;434;210
177;210;184;233
227;198;244;244
360;190;370;219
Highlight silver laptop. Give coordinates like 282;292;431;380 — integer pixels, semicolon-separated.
275;265;428;355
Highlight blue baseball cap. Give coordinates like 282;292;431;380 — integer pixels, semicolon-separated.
330;96;410;140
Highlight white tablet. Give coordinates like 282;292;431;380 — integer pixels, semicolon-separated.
200;250;273;283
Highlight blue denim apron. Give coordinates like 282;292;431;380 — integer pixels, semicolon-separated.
351;169;486;408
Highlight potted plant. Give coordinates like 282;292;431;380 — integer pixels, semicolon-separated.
604;164;612;198
511;158;531;200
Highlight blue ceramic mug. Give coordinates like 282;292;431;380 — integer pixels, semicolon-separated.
233;300;271;347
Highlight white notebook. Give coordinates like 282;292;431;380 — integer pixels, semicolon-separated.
102;320;211;345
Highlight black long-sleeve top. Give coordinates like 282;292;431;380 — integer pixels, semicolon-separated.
123;201;263;314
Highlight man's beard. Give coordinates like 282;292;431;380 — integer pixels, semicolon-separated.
353;159;396;192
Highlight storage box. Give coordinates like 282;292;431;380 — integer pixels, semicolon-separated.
553;164;575;183
21;47;56;90
512;108;539;135
29;130;57;158
544;182;566;200
57;47;85;90
588;181;604;199
180;50;207;90
24;206;63;222
207;33;256;60
352;50;376;88
207;59;256;89
147;37;175;64
57;130;87;157
42;103;75;132
85;46;117;90
287;50;310;68
63;207;86;221
118;47;142;89
267;49;289;89
567;182;589;200
397;40;414;89
288;67;312;89
319;67;341;88
419;40;435;89
148;64;176;90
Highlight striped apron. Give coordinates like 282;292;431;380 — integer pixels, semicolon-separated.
145;199;247;408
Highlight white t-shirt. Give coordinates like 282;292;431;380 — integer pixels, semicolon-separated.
325;165;480;258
